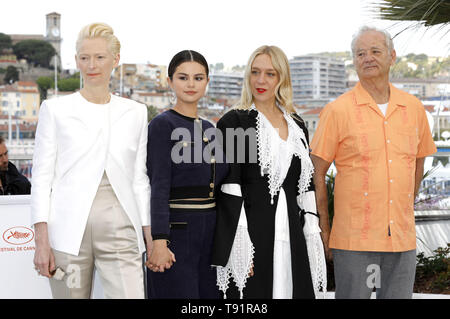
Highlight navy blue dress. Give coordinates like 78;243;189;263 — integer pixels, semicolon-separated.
146;109;228;299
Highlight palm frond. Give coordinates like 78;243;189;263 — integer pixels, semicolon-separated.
377;0;450;27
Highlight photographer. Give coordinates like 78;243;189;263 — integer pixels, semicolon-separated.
0;136;31;195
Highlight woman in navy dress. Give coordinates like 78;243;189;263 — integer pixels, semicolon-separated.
146;50;228;298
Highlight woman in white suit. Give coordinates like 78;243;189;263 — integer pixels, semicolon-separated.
31;23;151;299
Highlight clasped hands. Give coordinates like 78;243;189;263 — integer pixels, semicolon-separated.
145;239;176;273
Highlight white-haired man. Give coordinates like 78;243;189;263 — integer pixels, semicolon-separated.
310;26;436;298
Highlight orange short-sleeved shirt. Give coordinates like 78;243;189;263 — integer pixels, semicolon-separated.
310;82;437;252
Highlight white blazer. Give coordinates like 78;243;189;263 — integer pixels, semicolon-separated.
30;92;150;256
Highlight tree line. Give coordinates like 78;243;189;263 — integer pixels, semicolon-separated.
0;33;56;68
0;32;81;97
1;32;58;87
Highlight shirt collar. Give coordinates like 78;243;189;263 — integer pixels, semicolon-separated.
353;81;407;108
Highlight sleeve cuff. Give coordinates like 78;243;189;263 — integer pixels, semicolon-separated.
152;234;169;240
221;183;242;197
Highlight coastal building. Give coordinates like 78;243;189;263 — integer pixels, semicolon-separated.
207;72;243;104
131;91;170;109
0;81;40;123
111;63;168;95
297;107;323;139
289;55;346;106
391;78;450;99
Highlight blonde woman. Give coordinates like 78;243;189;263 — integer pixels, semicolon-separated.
212;46;326;299
31;23;151;299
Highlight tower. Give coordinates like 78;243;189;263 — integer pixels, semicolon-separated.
45;12;62;68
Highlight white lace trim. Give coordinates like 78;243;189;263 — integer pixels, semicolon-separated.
305;232;327;298
216;105;325;299
216;225;255;299
217;190;328;299
285;115;315;200
251;104;314;204
300;191;327;298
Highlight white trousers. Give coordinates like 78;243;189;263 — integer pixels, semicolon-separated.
49;173;145;299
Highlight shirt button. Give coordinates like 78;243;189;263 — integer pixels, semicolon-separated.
408;194;412;197
183;142;188;147
387;139;391;143
388;159;392;163
210;183;214;188
390;220;394;224
203;137;209;143
209;192;214;198
390;179;394;183
390;200;393;204
364;192;368;196
384;121;388;125
210;158;216;163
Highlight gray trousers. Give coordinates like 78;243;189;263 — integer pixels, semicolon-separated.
332;249;416;299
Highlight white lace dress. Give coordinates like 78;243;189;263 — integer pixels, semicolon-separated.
215;105;327;299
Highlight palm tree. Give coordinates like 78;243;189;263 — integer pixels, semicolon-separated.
376;0;450;28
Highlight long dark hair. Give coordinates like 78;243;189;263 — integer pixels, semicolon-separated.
168;50;209;80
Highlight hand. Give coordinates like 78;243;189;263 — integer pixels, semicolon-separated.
248;263;254;277
142;226;153;258
34;241;56;278
34;244;56;278
33;222;56;278
320;230;333;261
146;240;176;273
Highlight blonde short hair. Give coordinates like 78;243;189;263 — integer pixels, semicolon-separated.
236;45;294;114
76;22;121;56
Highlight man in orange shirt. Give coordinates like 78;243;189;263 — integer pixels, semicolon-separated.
310;26;436;299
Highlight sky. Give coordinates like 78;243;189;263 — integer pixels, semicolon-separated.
2;0;449;70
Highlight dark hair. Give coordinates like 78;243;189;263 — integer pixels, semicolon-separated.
0;136;4;145
168;50;209;80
